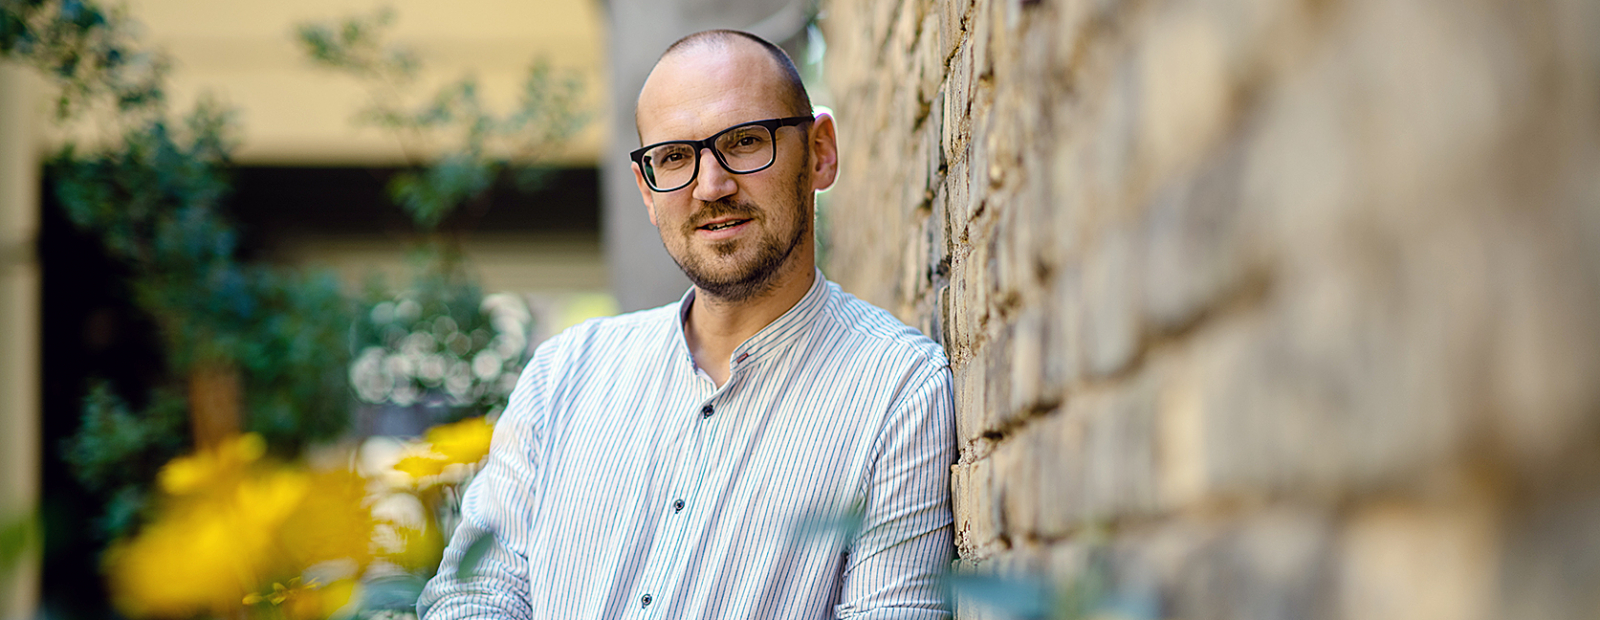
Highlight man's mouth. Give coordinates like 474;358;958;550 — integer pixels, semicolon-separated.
699;218;751;231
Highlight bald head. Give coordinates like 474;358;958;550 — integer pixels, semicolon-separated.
635;30;812;137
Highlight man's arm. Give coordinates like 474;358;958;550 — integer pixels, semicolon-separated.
835;364;957;619
417;341;559;620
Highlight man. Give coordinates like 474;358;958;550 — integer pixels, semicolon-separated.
419;30;955;619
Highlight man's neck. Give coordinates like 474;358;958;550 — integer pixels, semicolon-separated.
685;265;816;387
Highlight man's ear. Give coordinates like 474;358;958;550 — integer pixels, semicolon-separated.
632;162;659;227
808;112;840;192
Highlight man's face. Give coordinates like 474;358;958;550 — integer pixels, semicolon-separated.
633;43;837;303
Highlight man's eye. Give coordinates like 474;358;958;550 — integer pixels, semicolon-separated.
653;149;691;168
723;133;766;153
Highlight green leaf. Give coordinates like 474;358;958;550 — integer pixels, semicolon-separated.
455;533;497;580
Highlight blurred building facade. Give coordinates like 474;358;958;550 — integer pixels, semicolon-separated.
821;0;1600;618
122;0;612;300
0;63;43;620
6;1;615;617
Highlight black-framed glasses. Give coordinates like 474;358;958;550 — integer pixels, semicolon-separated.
631;116;813;192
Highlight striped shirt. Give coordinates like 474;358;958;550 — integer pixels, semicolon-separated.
418;271;956;620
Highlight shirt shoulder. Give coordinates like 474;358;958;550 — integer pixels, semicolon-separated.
816;282;949;371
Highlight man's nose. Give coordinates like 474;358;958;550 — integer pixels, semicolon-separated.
691;147;738;202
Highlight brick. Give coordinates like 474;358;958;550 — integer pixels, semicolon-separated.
992;379;1162;540
986;192;1017;302
1340;497;1496;620
967;114;991;199
1044;264;1085;390
930;180;950;272
917;9;946;107
1155;353;1206;508
1140;140;1256;334
982;319;1015;429
1006;303;1047;415
923;100;946;194
968;0;995;82
1079;226;1141;377
937;0;969;67
944;248;975;355
1164;508;1338;620
905;131;932;214
944;154;971;228
952;355;987;446
941;41;974;164
1137;8;1231;178
1087;56;1139;217
901;210;932;303
1499;459;1600;619
951;456;1001;554
868;0;902;54
1081;375;1161;520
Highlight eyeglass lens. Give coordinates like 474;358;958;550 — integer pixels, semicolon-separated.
641;123;777;191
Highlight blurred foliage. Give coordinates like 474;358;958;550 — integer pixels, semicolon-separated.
296;8;588;230
5;2;580;617
298;7;584;435
0;0;166;120
4;0;357;545
61;383;186;537
349;252;530;425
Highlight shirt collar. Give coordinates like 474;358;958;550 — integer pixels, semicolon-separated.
673;268;832;372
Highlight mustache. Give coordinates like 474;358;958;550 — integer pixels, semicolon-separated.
683;199;759;232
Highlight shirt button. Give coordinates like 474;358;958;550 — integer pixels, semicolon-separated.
672;499;685;513
700;405;713;418
641;594;652;608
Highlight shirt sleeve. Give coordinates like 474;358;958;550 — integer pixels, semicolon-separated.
835;362;957;619
417;335;560;620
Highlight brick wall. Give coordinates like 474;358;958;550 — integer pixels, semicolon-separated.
820;0;1600;618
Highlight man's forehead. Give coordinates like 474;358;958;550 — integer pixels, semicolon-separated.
635;42;788;140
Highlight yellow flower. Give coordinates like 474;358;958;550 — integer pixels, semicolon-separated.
380;521;444;572
107;440;379;619
279;469;375;569
158;433;266;495
105;503;259;617
394;453;450;480
393;417;494;485
425;417;493;465
235;469;311;529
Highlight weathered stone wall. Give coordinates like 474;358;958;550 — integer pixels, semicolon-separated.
820;0;1600;618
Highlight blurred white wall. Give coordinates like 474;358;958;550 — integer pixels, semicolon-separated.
125;0;617;312
127;0;607;165
0;62;42;620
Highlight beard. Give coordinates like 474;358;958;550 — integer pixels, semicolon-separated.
666;170;811;304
